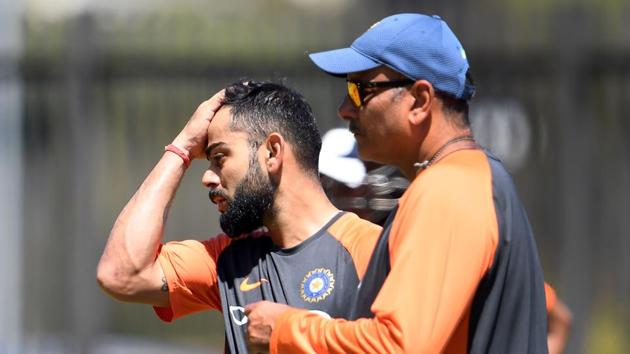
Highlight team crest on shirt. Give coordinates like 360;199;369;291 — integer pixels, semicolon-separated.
301;268;335;303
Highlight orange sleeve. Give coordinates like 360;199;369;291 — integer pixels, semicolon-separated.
544;282;557;313
327;212;382;279
153;235;232;322
271;151;499;353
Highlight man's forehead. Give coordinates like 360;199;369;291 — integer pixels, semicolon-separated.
206;106;248;149
210;106;232;129
208;106;236;139
347;66;406;81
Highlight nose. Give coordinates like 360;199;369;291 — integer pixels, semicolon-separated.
337;95;358;123
202;168;221;189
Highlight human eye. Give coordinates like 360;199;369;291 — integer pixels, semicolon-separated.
210;152;226;169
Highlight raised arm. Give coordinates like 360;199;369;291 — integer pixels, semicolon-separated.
96;91;224;306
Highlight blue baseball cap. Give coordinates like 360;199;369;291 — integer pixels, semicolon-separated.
309;13;475;100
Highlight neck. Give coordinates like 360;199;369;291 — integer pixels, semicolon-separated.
414;134;475;168
399;127;476;180
264;174;339;249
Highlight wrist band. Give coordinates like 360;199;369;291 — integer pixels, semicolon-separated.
164;144;191;168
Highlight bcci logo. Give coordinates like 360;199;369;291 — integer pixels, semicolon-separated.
301;268;335;303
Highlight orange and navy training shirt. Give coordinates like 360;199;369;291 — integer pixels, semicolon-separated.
153;212;380;354
271;149;548;354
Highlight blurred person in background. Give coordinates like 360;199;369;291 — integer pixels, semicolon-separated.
246;13;549;353
319;128;572;354
318;128;409;226
545;284;573;354
97;80;381;354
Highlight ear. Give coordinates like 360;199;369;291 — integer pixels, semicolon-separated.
408;80;435;126
264;132;284;175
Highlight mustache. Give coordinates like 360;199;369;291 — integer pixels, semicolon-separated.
208;189;230;202
348;122;360;134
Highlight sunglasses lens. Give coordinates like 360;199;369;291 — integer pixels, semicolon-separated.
347;81;361;107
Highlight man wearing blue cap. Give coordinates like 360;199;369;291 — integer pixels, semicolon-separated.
245;13;548;353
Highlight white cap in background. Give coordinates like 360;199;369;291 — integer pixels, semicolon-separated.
318;128;366;188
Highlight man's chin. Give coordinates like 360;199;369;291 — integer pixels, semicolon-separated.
220;215;264;238
222;227;263;238
217;202;228;214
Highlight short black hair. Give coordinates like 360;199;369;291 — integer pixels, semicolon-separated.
435;71;474;128
436;91;470;128
223;80;322;177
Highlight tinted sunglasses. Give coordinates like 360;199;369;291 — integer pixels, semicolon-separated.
346;79;415;108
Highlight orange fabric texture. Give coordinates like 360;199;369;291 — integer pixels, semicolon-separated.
327;212;382;279
272;150;500;353
153;235;232;322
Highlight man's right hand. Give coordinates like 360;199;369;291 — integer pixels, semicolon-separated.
97;89;225;307
171;89;225;160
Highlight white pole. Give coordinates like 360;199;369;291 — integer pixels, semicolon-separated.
0;0;24;353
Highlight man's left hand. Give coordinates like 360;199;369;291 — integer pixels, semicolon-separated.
245;301;292;353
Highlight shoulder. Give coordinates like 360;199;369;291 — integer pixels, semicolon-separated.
406;149;493;206
326;212;382;279
159;234;234;261
327;212;382;243
326;212;382;259
161;230;269;259
394;150;497;241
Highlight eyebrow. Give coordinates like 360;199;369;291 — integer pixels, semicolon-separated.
205;142;226;158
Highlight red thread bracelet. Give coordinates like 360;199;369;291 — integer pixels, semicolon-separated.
164;144;191;168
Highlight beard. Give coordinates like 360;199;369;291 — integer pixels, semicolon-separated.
216;156;276;238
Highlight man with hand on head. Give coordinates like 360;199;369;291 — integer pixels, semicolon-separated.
97;80;380;354
246;14;549;353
